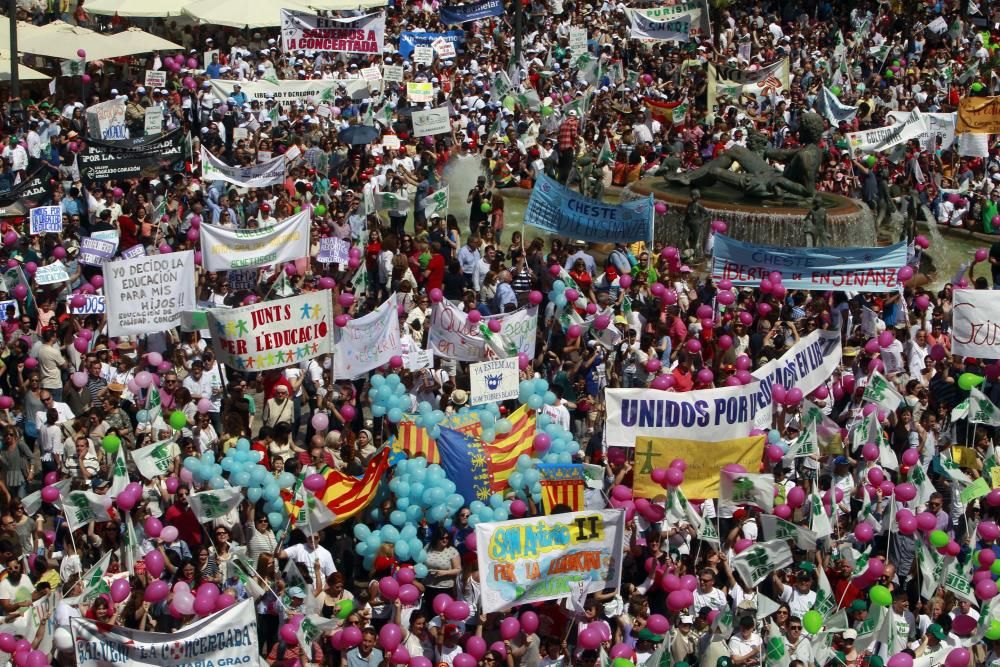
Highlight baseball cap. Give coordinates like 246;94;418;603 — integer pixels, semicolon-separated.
680;615;695;624
842;629;858;640
848;599;868;613
288;586;305;599
834;455;849;465
927;624;946;641
637;628;664;642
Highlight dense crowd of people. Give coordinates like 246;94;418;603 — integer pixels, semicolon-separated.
0;0;994;666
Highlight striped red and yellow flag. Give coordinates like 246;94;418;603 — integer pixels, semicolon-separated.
396;420;439;463
538;464;586;514
485;406;536;493
644;96;683;123
320;448;390;523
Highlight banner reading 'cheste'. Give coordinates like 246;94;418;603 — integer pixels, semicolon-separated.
476;509;625;613
281;9;385;54
525;173;653;243
72;600;258;667
208;292;331;372
200;210;310;272
605;381;773;448
711;234;907;292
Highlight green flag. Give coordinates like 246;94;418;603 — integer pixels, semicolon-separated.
79;551;113;603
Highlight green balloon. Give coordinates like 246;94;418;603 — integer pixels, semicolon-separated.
335;599;354;619
991;559;1000;576
869;584;892;607
885;70;894;78
958;372;985;391
972;82;985;92
892;59;900;67
480;202;492;214
314;204;327;216
540;106;554;117
612;660;636;667
929;529;950;548
987;620;1000;641
169;410;188;430
831;86;842;97
866;155;877;167
101;433;120;454
802;610;823;634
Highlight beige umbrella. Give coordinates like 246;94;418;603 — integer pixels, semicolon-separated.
15;21;107;61
84;0;194;17
0;50;51;81
93;28;183;58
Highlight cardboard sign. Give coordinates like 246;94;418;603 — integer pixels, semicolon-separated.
144;70;166;88
569;27;588;53
69;294;105;315
34;261;69;285
317;237;350;264
382;135;401;150
78;237;117;266
361;66;382;81
407;82;434;102
432;36;456;58
143;107;163;136
470;358;519;405
105;251;196;336
121;244;146;260
411;107;451;137
384;65;404;82
29;205;62;234
413;46;434;65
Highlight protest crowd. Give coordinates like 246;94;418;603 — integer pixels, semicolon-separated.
0;0;1000;666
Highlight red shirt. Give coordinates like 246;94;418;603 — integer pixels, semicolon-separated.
164;503;203;547
117;215;139;250
671;367;694;392
424;253;445;291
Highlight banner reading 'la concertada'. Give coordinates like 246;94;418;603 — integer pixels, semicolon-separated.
208;292;331;373
605;381;773;448
280;9;385;54
200;210;310;272
712;234;907;292
476;509;625;613
72;599;258;667
525;173;653;244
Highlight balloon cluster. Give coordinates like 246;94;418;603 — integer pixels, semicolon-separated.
461;402;508;443
369;373;410;424
218;438;292;528
0;633;49;667
518;378;556;412
548;278;584;311
40;471;62;504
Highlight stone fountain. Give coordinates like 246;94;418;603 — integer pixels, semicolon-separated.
627;112;875;251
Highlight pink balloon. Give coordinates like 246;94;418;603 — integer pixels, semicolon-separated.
144;579;169;603
647;613;670;633
379;576;400;601
854;522;874;542
578;628;602;650
500;617;521;640
520;610;539;634
946;649;971;667
379;623;402;652
144;548;165;577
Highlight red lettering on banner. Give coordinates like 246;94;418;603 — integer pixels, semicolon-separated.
953;302;1000;348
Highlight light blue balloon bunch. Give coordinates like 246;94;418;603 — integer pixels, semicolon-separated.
518;378;557;412
370;373;411;424
183;451;225;488
534;412;582;465
217;438;292;528
467;403;512;443
352;522;427;574
549;279;569;309
465;492;511;527
506;454;543;506
414;402;447;440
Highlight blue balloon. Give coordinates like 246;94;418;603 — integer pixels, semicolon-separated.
237;438;251;450
233;471;251;487
414;548;428;563
400;524;417;540
371;374;385;387
381;525;400;543
247;487;263;502
277;472;295;488
537;413;551;428
509;472;524;489
183;456;200;471
409;537;424;556
543;391;557;405
267;511;284;527
388;408;404;423
489;493;504;509
481;429;495;442
493;508;509;521
366;534;381;551
390;510;407;527
354;524;371;541
768;429;781;444
533;378;549;394
552;280;565;291
406;505;423;523
527;394;544;410
429;506;447;523
136;410;149;423
414;563;429;578
397;497;411;510
395;540;411;560
372;405;386;417
356;541;370;556
516;455;533;470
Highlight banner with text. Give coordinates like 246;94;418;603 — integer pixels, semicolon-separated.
106;251;195;337
209;78;369;106
606;381;773;447
440;0;504;23
412;107;452;137
72;600;258;667
476;509;625;613
200;210;310;272
470;358;520;405
429;300;538;362
753;330;842;396
29;206;62;234
887;110;957;151
398;30;465;59
525;172;653;243
951;289;1000;357
627;0;710;36
79;129;184;185
957;96;1000;134
280;10;385;55
333;294;401;380
633;435;765;500
200;146;285;188
847;109;930;153
627;10;691;41
208;292;331;373
85;98;127;141
708;58;788;109
712;234;907;292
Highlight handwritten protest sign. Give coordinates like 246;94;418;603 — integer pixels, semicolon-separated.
429;301;537;362
208;292;331;373
470;358;519;405
952;289;1000;357
105;251;195;337
144;70;166;88
200;210;310;272
317;237;350;264
29;205;62;234
333;294;401;380
34;261;69;285
70;294;105;315
78;237;117;266
476;509;625;613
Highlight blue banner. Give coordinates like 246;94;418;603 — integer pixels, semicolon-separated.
435;426;492;505
398;31;465;59
711;234;908;292
440;0;504;24
524;173;654;243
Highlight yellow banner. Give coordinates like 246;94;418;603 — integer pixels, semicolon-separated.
951;446;981;470
633;435;765;500
957;96;1000;134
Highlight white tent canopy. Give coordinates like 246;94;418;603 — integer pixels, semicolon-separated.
182;0;386;28
15;21;181;61
0;50;50;81
84;0;194;17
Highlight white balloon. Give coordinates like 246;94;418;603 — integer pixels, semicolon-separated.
54;627;73;651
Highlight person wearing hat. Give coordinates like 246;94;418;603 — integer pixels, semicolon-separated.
772;560;816;619
916;623;949;665
635;628;664;664
729;615;761;666
672;615;699;663
847;599;868;627
449;389;469;411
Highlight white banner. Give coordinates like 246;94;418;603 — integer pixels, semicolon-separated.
72;600;258;667
200;210;310;272
429;301;538;362
105;251;196;337
333;294;401;380
708;58;789;107
62;490;112;532
29;205;62;234
34;260;69;285
201;146;286;188
847;109;930;153
470;358;520;405
208;292;332;373
752;330;841;396
280;9;386;55
731;539;793;587
887;110;956;151
412;107;452;137
208;78;369;106
85;98;127;141
605;381;773;448
951;289;1000;357
627;10;691;41
475;509;625;613
130;439;180;480
70;294;106;315
189;487;244;523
